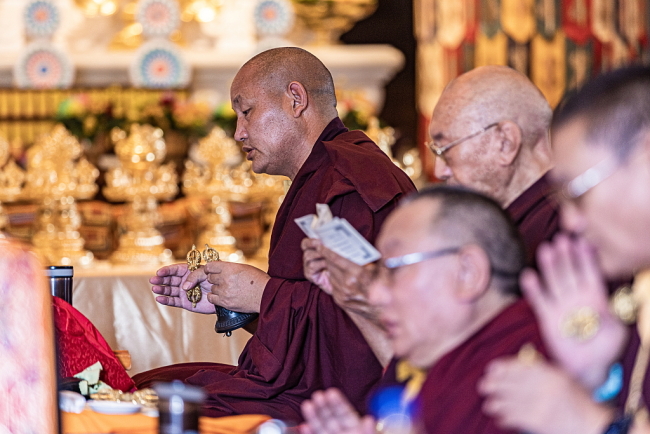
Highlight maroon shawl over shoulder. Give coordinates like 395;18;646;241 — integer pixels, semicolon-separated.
505;174;560;266
134;118;416;423
413;299;547;434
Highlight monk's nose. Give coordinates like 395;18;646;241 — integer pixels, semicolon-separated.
368;277;390;308
434;155;452;181
559;202;587;235
234;122;248;142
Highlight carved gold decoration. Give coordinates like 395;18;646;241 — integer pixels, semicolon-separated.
292;0;377;45
186;244;203;307
108;0;222;50
364;117;422;182
183;127;245;262
104;124;177;265
183;127;288;261
0;133;25;233
23;125;98;266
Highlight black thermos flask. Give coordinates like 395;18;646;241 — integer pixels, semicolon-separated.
46;266;74;306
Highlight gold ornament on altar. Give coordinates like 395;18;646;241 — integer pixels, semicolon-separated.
107;0;223;50
292;0;377;45
23;125;98;266
364;117;422;182
104;124;177;265
183;127;244;262
0;133;26;233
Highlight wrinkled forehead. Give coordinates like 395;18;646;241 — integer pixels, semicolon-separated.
429;89;482;139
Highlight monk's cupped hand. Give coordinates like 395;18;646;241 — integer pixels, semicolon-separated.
150;263;215;314
302;238;334;294
479;357;614;434
300;388;376;434
522;234;629;390
204;261;270;313
319;245;378;320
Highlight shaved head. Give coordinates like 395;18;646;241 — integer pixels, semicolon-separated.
236;47;337;114
429;65;553;207
407;185;525;295
442;66;552;150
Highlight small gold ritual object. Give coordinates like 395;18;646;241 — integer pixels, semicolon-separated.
203;244;220;263
561;307;600;341
186;244;203;308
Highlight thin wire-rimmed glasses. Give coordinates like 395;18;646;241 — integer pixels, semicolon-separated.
372;246;461;285
428;122;500;158
372;245;520;285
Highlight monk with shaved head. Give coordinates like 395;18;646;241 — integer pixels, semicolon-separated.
132;47;416;423
302;66;560;368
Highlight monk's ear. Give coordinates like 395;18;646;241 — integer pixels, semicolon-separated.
454;244;491;302
288;81;308;117
495;121;522;166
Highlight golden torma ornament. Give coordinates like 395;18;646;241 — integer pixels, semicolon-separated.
186;244;220;308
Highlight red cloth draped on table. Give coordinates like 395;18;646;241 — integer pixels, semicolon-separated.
53;296;136;392
133;118;417;424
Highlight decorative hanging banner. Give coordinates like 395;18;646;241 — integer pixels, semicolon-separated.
535;0;560;39
14;42;74;89
501;0;537;43
414;0;436;43
417;40;449;118
24;0;60;38
591;0;616;43
601;36;632;70
135;0;181;38
475;30;509;66
253;0;295;38
507;37;530;75
479;0;501;38
465;0;478;42
129;39;190;88
461;41;476;72
435;0;467;49
566;39;593;91
618;0;645;47
531;31;566;107
562;0;591;44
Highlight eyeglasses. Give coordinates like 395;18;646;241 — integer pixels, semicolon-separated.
373;245;520;285
372;246;461;285
428;122;500;158
560;156;618;201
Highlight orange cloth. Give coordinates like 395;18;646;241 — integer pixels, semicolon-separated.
62;409;270;434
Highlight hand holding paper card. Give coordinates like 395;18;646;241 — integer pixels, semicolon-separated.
295;204;381;265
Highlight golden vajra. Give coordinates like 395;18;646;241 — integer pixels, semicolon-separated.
186;244;220;308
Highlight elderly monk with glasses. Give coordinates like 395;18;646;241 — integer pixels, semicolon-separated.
479;66;650;434
299;185;549;434
302;66;559;370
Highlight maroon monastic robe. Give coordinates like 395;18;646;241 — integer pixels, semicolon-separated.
505;174;560;267
133;118;416;423
375;174;559;390
414;300;546;433
375;300;547;434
